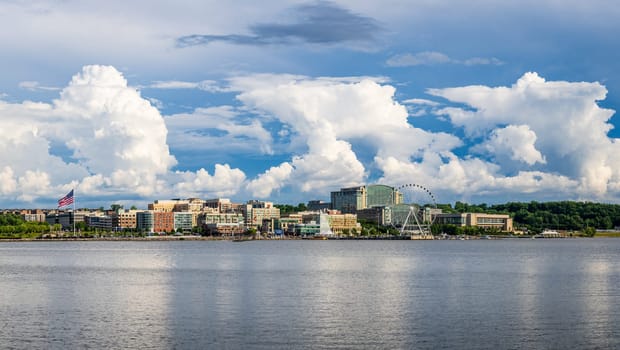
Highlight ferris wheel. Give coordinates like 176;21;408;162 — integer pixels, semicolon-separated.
389;183;438;236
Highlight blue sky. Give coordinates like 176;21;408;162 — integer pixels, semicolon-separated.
1;0;620;208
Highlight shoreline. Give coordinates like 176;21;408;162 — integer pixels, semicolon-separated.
0;236;267;242
0;234;612;242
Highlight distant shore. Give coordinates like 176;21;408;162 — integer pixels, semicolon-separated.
0;235;260;242
1;233;617;242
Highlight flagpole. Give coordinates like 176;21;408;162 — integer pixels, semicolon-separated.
73;186;76;236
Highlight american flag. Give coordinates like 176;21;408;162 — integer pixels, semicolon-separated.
58;190;74;208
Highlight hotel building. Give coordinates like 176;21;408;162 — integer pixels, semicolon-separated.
331;184;403;213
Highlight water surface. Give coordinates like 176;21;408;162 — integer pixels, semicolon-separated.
1;239;619;349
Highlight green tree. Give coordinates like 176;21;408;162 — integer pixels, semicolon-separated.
582;226;596;237
75;221;87;232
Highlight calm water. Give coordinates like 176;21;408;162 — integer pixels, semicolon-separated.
1;239;620;349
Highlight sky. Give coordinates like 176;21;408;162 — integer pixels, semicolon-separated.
2;0;620;208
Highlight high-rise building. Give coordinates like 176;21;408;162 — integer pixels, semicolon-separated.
330;186;366;213
331;184;402;213
366;184;403;207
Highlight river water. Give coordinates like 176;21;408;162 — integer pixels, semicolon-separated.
1;239;619;349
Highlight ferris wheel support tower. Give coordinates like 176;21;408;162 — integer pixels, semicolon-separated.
392;184;438;237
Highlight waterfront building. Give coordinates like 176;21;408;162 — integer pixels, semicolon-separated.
45;211;87;230
357;206;391;225
423;208;443;224
298;211;359;235
199;206;245;236
174;212;193;232
326;213;359;235
113;209;138;230
136;211;154;233
242;200;280;231
147;198;207;227
85;214;113;230
185;199;206;226
277;215;303;234
331;186;366;213
198;212;245;236
291;212;323;236
434;213;513;232
204;223;245;236
292;223;321;236
260;218;277;234
331;184;402;213
199;212;245;225
153;211;174;233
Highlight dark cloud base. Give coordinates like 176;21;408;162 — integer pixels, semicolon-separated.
176;1;382;48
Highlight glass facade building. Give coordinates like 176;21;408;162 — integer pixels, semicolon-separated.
330;186;366;213
331;185;402;213
174;212;193;232
136;211;154;233
367;185;403;207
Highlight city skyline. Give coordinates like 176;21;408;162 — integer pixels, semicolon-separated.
1;1;620;208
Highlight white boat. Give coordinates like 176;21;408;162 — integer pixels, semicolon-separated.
538;230;562;238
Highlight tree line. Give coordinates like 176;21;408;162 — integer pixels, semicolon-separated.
0;213;54;239
275;203;308;214
437;201;620;233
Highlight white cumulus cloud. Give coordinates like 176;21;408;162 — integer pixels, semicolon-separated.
429;72;620;199
475;124;546;166
173;164;246;198
230;74;458;198
0;167;17;195
246;162;294;198
4;66;620;206
0;65;246;206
